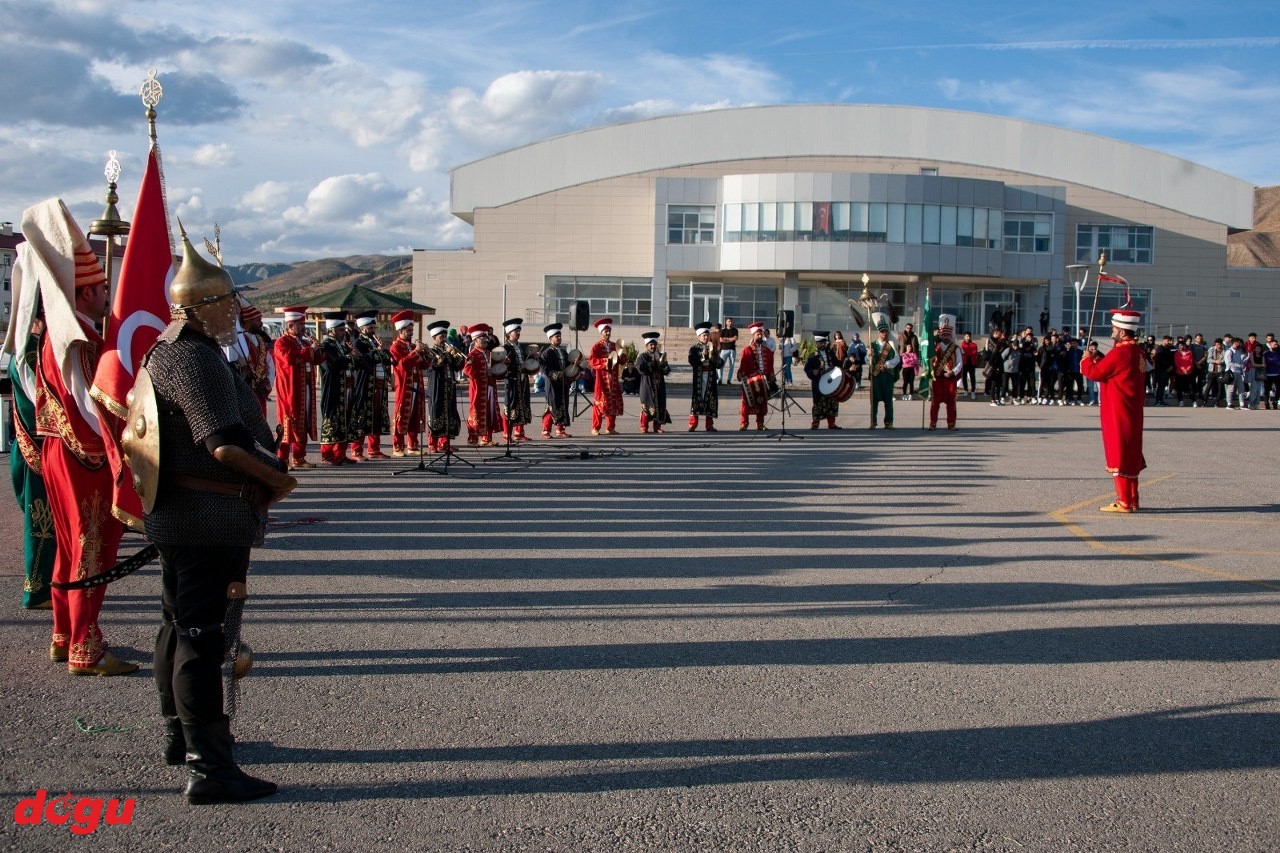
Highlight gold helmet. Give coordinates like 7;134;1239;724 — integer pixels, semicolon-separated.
170;221;238;347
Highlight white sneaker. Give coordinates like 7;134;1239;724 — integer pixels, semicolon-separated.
990;401;998;407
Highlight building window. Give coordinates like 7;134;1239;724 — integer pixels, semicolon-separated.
1075;224;1153;264
1004;214;1053;253
544;275;653;326
666;281;778;327
667;205;716;245
723;202;1002;246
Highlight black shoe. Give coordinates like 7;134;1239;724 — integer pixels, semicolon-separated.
164;716;186;767
183;719;277;805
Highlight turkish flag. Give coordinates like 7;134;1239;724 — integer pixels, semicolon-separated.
91;146;174;531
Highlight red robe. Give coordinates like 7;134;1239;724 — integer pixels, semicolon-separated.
737;341;775;416
389;338;427;436
1081;338;1148;478
464;348;498;437
273;333;321;446
36;316;124;667
588;340;625;417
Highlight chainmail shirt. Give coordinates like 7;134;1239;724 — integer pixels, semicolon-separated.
144;323;279;547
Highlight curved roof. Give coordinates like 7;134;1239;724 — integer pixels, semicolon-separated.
450;104;1254;229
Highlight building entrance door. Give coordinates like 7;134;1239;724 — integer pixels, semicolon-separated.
982;289;1016;334
691;294;722;326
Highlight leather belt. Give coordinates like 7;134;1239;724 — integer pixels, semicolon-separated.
167;474;258;500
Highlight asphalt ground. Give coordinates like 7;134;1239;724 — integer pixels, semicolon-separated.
2;388;1278;851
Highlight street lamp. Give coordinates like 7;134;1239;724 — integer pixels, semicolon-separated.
1066;264;1090;339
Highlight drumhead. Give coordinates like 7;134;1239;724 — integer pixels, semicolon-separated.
490;362;509;378
817;366;844;396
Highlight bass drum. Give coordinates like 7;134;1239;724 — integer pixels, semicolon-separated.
490;348;508;365
818;366;854;402
490;361;509;379
743;374;770;408
522;356;541;375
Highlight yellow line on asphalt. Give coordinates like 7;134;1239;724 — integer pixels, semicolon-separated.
1048;474;1280;591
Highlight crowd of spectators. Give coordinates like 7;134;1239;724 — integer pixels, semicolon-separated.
974;327;1280;410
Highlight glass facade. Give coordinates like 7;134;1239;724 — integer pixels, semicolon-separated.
723;202;1002;247
1076;224;1153;264
667;282;778;327
667;205;716;244
545;275;653;326
1003;213;1054;253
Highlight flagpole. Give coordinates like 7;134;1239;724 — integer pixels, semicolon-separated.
1084;251;1107;346
89;151;130;338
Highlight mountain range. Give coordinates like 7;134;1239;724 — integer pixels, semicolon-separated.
228;254;413;309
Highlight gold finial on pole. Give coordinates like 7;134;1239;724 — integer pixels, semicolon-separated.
203;223;224;268
89;150;131;292
141;68;163;143
1097;251;1107;274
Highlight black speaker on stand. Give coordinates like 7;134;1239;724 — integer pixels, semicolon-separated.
573;301;591;332
776;309;795;339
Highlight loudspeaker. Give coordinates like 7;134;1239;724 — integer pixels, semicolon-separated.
573;301;590;332
776;309;795;338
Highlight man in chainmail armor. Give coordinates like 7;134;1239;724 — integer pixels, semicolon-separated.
142;229;297;804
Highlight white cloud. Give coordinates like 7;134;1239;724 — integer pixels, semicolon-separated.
283;173;402;227
189;143;237;168
446;70;607;145
239;180;292;213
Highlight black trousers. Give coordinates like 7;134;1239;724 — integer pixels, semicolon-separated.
155;544;250;726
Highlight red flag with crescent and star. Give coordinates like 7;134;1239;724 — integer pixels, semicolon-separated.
91;145;174;530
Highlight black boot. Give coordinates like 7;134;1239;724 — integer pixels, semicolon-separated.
183;718;277;805
164;716;186;766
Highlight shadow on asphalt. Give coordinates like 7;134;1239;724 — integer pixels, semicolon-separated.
229;700;1279;799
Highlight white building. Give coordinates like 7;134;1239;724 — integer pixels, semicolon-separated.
413;104;1276;343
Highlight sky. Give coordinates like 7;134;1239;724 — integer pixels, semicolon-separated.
2;0;1279;263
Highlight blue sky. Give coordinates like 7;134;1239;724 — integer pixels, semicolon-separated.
2;0;1278;261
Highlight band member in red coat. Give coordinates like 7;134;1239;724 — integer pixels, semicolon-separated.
1081;302;1149;512
737;321;773;430
388;310;429;456
24;200;136;675
463;323;498;446
272;306;322;469
588;317;625;435
928;314;964;431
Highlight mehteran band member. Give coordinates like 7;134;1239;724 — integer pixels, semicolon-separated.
500;317;533;442
635;331;671;433
425;319;466;452
736;321;772;430
928;314;964;431
539;323;573;438
464;323;498;446
1081;299;1150;512
272;306;321;469
317;312;355;465
388;310;429;456
588;316;625;435
803;331;842;429
868;312;901;429
688;322;722;432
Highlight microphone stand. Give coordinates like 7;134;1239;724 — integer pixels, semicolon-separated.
394;381;474;476
570;328;592;420
770;367;804;441
487;375;529;462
